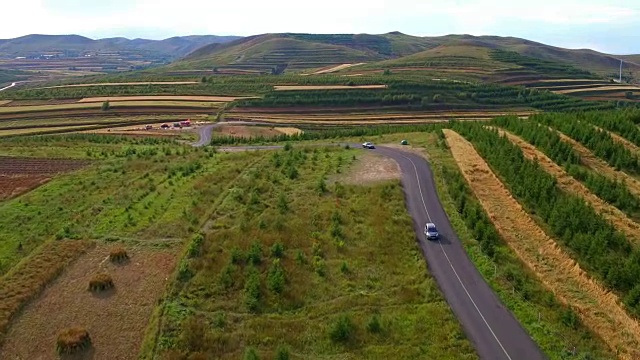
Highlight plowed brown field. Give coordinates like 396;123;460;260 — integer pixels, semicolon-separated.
0;175;50;201
0;157;90;175
0;157;90;200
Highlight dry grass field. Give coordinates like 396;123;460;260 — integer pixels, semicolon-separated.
214;124;302;138
555;86;640;94
444;129;640;359
0;240;95;345
0;244;177;360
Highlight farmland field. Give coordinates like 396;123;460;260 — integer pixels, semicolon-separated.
77;95;254;103
33;81;199;89
0;156;89;201
0;101;222;115
0;45;639;359
273;84;388;91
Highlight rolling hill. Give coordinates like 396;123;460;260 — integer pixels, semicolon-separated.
0;34;242;60
170;32;640;81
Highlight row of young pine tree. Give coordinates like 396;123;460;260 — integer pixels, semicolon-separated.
450;120;640;317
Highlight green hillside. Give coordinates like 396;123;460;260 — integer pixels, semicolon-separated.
168;32;639;81
170;34;388;73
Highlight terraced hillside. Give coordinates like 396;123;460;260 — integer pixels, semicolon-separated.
166;33;639;81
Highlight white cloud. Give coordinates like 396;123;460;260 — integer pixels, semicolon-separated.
0;0;638;43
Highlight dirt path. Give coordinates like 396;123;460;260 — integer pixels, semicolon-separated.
496;127;640;247
443;129;640;359
554;129;640;197
310;63;366;75
0;244;177;360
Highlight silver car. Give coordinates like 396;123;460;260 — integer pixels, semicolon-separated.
362;142;375;149
424;222;439;240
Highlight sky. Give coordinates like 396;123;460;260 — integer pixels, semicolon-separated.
3;0;640;54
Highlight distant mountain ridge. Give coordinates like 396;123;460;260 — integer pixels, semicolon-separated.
0;34;242;60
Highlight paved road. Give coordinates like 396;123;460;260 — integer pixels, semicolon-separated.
191;121;280;147
196;139;545;359
0;82;16;92
375;146;545;360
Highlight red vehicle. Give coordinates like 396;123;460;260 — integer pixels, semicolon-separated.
160;123;169;129
180;120;191;127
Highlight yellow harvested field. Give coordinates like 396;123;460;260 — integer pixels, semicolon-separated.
275;127;303;135
273;85;387;91
496;127;640;246
310;63;366;75
78;95;253;103
531;84;610;90
555;130;640;198
555;86;640;94
33;81;198;90
537;79;612;83
444;129;640;359
0;101;11;106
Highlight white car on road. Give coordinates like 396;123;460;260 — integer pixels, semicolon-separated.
362;142;375;149
424;222;439;240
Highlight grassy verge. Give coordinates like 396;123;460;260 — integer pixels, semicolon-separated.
150;145;477;359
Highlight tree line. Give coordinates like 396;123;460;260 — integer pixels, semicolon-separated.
493;116;640;221
532;112;640;174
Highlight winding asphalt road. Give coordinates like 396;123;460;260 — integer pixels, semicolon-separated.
191;121;279;147
193;128;545;359
0;82;16;92
375;147;545;360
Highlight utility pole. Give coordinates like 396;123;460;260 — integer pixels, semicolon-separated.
620;59;623;83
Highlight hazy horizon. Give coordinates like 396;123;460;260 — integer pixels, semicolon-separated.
4;0;640;55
